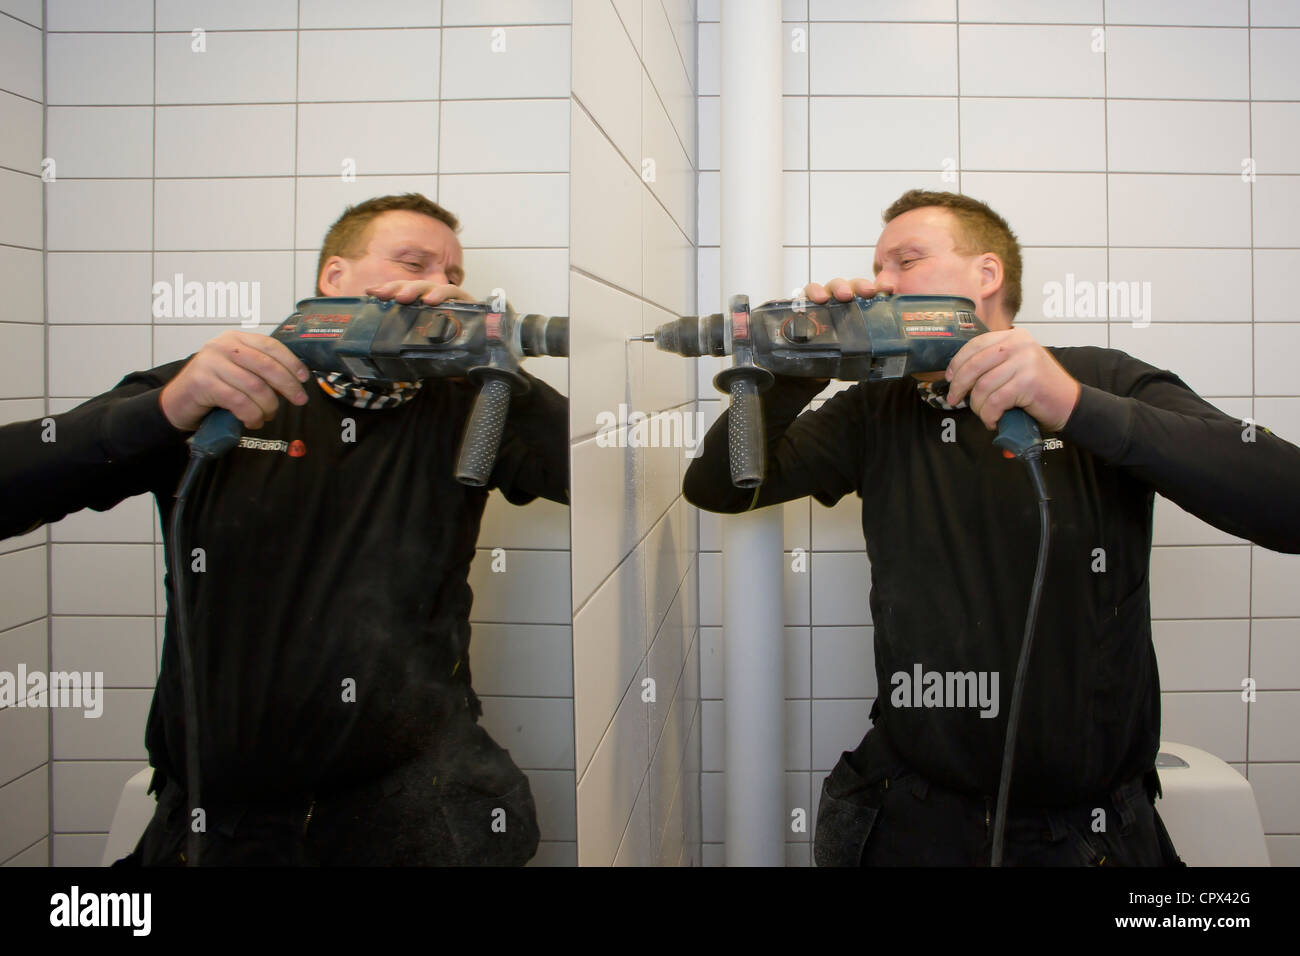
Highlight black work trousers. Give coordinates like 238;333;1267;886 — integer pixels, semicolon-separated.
125;713;540;866
814;727;1184;867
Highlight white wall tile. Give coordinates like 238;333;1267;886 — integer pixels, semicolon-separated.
156;179;295;251
443;0;571;24
1252;28;1300;100
51;760;149;831
642;188;692;318
0;323;42;398
151;251;294;326
1106;249;1250;325
810;0;953;18
571;433;641;608
51;688;152;759
299;29;440;102
52;833;106;866
45;254;149;326
1106;27;1248;100
47;34;152;105
1021;322;1109;348
1252;0;1300;26
1248;691;1300;762
1256;324;1300;396
47;180;152;251
961;0;1100;20
810;97;956;172
442;25;570;99
1108;175;1249;248
1149;546;1251;620
810;23;956;96
50;544;154;615
571;107;642;294
812;626;875;699
642;0;693;156
0;90;43;175
1151;619;1248;691
1249;763;1300;834
1252;619;1300;691
467;548;571;624
1255;254;1300;324
1253;103;1300;176
960;25;1104;97
155;0;298;30
156;105;296;177
477;493;569;552
697;19;718;96
299;0;442;28
573;0;641;167
1252;547;1300;618
576;662;649;865
810;495;864;551
961;98;1105;172
573;548;645;775
810;552;871;626
1254;177;1300;248
1160;691;1245;762
1107;101;1248;174
0;247;42;324
1105;0;1248;26
643;76;695;241
0;702;47;790
527;769;577;844
0;0;41;26
52;616;171;689
612;777;652;865
1109;323;1251;396
297;102;438;177
439;173;568;248
47;0;152;30
0;169;44;249
0;769;47;863
459;248;568;318
48;325;152;397
441;99;568;174
155;31;297;104
963;172;1108;246
45;107;151;179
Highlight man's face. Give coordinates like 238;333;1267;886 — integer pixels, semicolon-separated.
319;209;465;296
871;206;1008;331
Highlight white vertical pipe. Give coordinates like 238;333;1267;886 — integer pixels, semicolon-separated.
720;0;785;867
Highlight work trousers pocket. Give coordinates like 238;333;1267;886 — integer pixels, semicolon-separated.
813;778;881;868
436;776;540;867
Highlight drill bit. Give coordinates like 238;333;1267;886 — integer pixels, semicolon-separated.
629;333;655;341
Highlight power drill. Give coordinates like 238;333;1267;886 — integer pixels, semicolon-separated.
640;292;1049;868
640;292;1043;489
189;295;568;486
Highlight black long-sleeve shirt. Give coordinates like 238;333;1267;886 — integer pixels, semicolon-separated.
684;346;1300;807
0;361;568;803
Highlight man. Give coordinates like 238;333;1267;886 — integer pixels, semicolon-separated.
0;194;569;865
684;189;1300;866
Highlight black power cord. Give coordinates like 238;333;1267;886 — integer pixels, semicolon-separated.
990;453;1051;867
166;409;243;867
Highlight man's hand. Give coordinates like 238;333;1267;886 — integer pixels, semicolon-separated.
945;327;1081;433
159;330;311;432
364;280;474;306
803;277;880;303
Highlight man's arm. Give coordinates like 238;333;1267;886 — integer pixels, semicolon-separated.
683;375;864;513
1060;348;1300;553
0;361;192;540
488;368;570;506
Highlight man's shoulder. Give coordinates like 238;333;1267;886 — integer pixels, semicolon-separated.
1045;344;1166;389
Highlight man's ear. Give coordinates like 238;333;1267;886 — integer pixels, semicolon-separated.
978;252;1004;299
318;255;348;296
